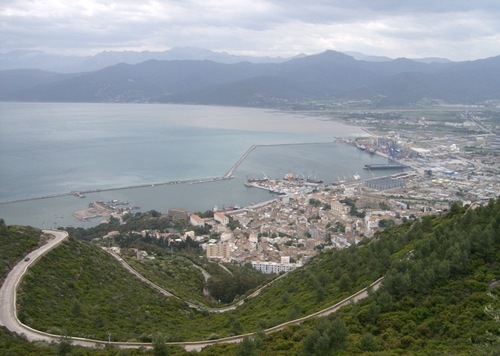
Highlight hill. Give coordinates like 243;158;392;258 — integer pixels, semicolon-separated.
2;51;499;107
0;220;43;285
202;200;500;355
1;198;499;354
0;47;292;73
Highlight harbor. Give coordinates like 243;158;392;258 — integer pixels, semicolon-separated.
0;140;391;229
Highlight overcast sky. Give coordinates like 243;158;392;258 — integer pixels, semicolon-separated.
1;0;499;60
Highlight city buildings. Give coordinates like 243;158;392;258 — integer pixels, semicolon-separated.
206;243;231;260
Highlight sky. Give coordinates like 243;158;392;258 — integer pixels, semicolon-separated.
1;0;500;61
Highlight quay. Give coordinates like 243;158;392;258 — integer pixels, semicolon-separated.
364;163;406;170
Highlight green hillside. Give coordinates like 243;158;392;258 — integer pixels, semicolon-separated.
0;219;42;284
202;200;500;355
3;198;500;354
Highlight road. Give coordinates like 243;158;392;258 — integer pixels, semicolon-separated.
105;248;290;313
106;249;175;298
0;229;384;351
0;230;69;341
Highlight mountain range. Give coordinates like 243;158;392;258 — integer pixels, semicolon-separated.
1;48;499;108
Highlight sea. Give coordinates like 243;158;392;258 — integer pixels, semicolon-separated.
0;102;394;228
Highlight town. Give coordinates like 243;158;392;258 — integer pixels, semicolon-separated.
95;108;500;274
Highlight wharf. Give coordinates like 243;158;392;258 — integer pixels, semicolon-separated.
364;164;406;170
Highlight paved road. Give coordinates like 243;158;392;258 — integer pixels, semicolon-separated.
105;248;290;313
0;230;68;340
0;229;384;351
105;249;176;298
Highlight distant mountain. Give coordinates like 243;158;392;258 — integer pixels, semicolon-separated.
345;51;393;62
0;47;291;73
1;50;499;108
342;55;500;106
0;69;74;99
345;51;452;64
0;50;84;73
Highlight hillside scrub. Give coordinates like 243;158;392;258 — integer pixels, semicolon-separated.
0;220;42;285
13;198;500;353
200;198;500;354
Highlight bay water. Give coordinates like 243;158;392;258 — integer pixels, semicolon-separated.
0;102;390;228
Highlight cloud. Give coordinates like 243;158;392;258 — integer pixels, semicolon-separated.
1;0;499;60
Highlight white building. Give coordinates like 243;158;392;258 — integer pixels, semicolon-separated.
214;212;229;226
251;260;302;274
248;233;258;243
190;214;205;227
220;231;233;242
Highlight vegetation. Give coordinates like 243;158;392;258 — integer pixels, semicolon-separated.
200;199;500;354
0;325;190;355
66;211;175;242
0;219;42;284
205;263;271;304
17;237;215;342
126;255;209;305
125;254;271;307
4;197;500;354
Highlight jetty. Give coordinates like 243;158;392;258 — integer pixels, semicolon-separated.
1;141;340;206
224;144;257;178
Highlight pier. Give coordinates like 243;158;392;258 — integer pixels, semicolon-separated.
1;141;336;206
0;175;234;205
224;144;256;178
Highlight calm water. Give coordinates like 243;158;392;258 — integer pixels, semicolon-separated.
0;102;391;228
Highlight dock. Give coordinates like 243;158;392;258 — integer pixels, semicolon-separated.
364;163;406;170
224;144;257;178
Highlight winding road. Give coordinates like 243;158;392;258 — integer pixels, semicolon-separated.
0;229;384;352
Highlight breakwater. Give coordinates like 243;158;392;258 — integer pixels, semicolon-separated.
1;141;338;206
0;175;234;205
224;144;257;178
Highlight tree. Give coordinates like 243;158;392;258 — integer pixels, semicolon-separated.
309;198;322;207
359;332;378;351
338;274;352;292
302;317;349;355
228;217;241;231
153;333;169;356
379;201;391;210
235;336;257;356
329;316;349;351
57;336;72;356
379;219;395;228
478;291;500;353
0;219;7;235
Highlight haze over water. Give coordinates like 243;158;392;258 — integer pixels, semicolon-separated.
0;102;390;228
